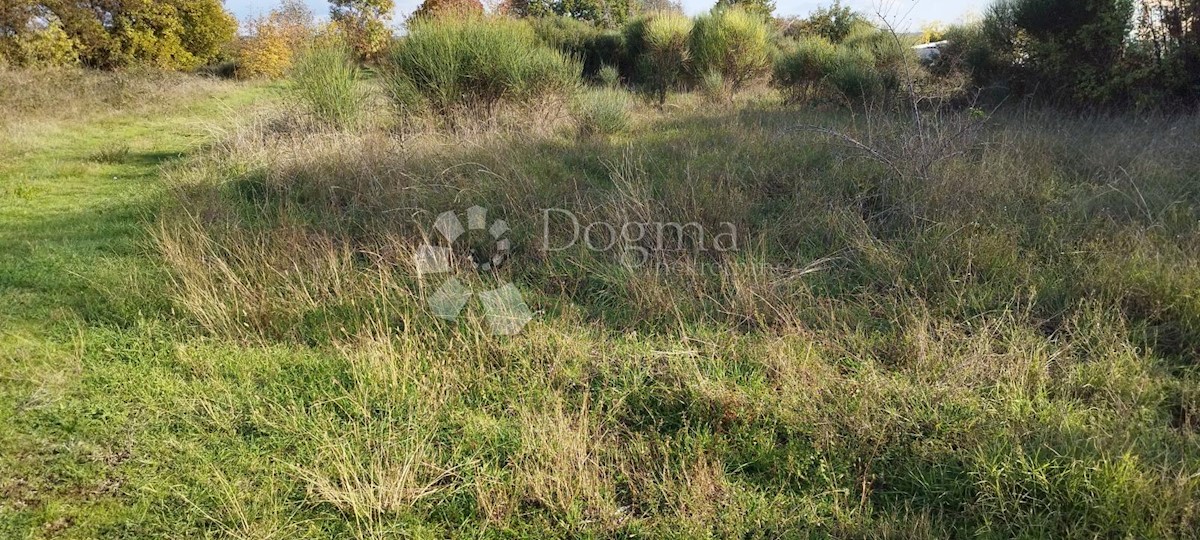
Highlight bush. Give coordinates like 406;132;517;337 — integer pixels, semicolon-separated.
628;13;692;104
6;16;79;68
825;46;885;101
772;35;837;101
773;33;894;105
784;1;872;43
574;88;632;134
597;64;621;87
384;16;580;115
948;0;1138;106
291;33;363;128
699;69;728;102
688;7;771;92
530;15;627;78
331;0;396;63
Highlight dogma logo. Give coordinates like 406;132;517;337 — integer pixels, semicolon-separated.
413;206;533;335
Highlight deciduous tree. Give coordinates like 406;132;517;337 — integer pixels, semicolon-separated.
330;0;394;62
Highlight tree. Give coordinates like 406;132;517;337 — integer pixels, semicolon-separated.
3;0;236;69
787;1;870;42
986;0;1136;104
330;0;394;62
177;0;238;65
238;0;316;78
506;0;633;26
713;0;774;18
411;0;485;20
636;0;683;14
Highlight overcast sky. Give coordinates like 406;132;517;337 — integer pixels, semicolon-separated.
224;0;990;30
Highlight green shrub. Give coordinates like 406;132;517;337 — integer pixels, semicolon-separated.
951;0;1138;106
689;7;771;92
385;16;580;115
772;35;837;101
699;69;728;102
630;13;692;104
826;46;884;101
7;16;80;68
597;64;621;87
530;15;627;78
290;33;363;128
784;1;873;43
574;88;632;135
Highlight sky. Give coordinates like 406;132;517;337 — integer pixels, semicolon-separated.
224;0;990;30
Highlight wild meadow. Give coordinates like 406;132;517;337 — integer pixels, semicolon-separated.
3;0;1200;538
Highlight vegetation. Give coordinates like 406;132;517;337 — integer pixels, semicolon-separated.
384;16;580;116
3;2;1200;538
688;7;771;92
0;0;236;70
713;0;776;17
290;32;364;129
530;15;627;77
238;1;317;79
330;0;395;62
940;0;1200;107
506;0;635;27
780;0;871;43
573;87;632;133
628;12;693;104
411;0;486;20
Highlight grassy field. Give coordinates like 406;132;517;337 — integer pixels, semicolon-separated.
2;67;1199;539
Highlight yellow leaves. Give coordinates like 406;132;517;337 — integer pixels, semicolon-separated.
237;7;317;79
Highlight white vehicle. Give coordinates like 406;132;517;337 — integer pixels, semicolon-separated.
913;40;950;63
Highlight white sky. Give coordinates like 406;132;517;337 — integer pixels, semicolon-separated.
225;0;989;30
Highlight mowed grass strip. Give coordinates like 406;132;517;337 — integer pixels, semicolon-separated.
0;70;276;538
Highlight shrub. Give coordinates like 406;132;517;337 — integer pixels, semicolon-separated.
689;7;771;92
506;0;634;27
291;33;363;128
411;0;484;21
772;33;893;104
530;15;627;78
384;16;580;115
772;35;837;101
574;88;632;134
953;0;1138;106
825;46;884;101
597;64;621;87
713;0;776;17
699;69;728;102
841;27;915;90
7;16;79;68
629;13;692;104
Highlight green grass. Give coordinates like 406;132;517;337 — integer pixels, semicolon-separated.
1;67;1199;539
0;71;277;538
